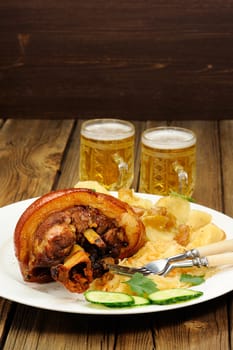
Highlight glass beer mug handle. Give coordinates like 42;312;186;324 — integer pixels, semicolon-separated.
112;153;128;188
173;161;188;194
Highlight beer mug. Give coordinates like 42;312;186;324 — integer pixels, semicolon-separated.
79;118;135;191
139;126;196;196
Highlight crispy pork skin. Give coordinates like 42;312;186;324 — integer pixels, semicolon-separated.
14;188;146;292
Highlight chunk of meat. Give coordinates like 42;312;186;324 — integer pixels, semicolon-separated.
27;205;130;289
32;222;76;266
51;245;93;293
14;188;146;291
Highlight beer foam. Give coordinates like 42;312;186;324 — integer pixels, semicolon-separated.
142;128;196;149
82;122;134;140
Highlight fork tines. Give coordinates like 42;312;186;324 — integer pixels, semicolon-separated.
107;264;151;276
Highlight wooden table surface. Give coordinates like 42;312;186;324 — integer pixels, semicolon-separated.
0;119;233;350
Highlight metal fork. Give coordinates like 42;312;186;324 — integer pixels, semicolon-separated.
107;256;202;277
107;239;233;277
108;252;233;277
107;263;153;276
107;249;202;276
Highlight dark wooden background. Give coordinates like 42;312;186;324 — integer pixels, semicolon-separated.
1;1;233;120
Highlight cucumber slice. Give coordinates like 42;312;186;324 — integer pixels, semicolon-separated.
148;288;203;305
84;290;134;307
132;295;150;306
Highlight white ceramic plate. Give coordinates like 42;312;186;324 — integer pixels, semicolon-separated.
0;193;233;315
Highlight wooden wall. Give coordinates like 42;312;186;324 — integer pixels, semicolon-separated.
1;1;233;120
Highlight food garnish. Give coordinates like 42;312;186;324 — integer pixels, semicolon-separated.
124;272;158;297
148;288;203;305
179;273;205;286
84;288;203;307
84;290;134;307
169;191;195;202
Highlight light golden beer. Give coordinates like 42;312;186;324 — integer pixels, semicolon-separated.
79;119;135;191
139;127;196;196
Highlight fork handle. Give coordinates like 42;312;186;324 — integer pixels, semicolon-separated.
207;252;233;267
196;239;233;257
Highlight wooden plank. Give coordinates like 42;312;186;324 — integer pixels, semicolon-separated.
4;305;117;350
0;119;74;349
4;306;155;350
1;1;233;119
153;297;229;350
114;315;155;349
0;120;70;348
1;1;232;36
56;119;84;190
0;299;14;349
0;119;74;207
